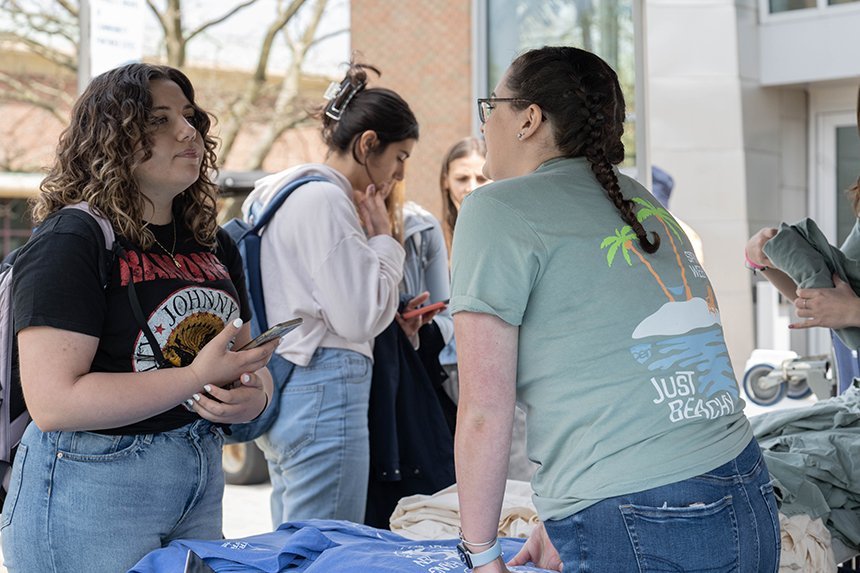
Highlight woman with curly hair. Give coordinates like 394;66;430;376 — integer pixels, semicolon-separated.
451;47;779;572
1;63;278;573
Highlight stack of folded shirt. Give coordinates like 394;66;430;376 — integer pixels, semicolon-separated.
389;479;539;540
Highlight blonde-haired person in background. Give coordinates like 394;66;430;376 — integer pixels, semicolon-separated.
440;137;489;253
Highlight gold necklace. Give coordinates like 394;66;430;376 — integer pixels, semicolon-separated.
149;219;181;269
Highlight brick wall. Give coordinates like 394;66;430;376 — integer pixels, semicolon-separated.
351;0;474;219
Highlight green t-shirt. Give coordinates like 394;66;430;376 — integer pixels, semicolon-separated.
450;157;752;521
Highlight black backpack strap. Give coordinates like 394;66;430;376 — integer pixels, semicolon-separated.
114;241;169;369
50;209;169;369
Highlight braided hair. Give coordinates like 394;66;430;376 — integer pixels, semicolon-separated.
506;46;659;254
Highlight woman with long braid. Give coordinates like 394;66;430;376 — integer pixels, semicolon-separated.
450;46;779;572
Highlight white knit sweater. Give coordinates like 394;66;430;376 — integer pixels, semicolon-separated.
242;164;405;366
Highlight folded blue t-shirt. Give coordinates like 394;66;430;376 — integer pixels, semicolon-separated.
129;519;553;573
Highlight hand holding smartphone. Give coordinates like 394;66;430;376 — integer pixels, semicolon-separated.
236;318;303;351
401;300;448;320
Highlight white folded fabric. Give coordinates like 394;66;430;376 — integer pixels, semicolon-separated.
389;480;539;541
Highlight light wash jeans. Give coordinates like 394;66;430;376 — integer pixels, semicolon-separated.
544;438;780;573
1;419;224;573
257;347;372;527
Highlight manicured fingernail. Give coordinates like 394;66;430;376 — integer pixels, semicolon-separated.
192;393;201;401
184;399;194;409
203;384;212;393
233;318;243;329
241;374;251;384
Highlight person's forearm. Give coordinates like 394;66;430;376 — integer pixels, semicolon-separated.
454;312;518;553
456;400;515;547
21;321;269;432
26;367;205;432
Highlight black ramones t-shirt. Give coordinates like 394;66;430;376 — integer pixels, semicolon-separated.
13;210;251;434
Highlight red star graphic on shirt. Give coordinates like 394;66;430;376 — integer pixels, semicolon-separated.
155;324;165;335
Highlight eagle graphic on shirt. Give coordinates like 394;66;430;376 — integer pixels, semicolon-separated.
132;286;240;372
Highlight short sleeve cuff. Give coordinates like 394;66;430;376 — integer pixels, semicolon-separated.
449;295;523;326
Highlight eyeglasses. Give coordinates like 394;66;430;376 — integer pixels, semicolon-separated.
477;97;532;124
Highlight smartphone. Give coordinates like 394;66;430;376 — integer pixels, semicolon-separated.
401;300;448;320
184;550;215;573
236;318;303;351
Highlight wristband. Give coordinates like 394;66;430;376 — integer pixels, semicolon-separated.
458;529;497;547
744;251;769;272
457;538;501;570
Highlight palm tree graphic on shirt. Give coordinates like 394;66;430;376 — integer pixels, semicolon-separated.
600;202;698;304
600;202;737;402
633;197;692;300
600;225;675;301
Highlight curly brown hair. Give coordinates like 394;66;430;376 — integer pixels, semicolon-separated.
32;63;220;249
506;46;660;254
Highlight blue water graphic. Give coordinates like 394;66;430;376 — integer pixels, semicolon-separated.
630;327;738;399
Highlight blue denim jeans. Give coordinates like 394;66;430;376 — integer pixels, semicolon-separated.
544;439;780;573
257;347;372;527
1;419;224;573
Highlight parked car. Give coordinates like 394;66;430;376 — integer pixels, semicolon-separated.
223;442;270;485
217;171;272;486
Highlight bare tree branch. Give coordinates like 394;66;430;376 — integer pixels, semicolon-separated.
146;0;170;32
1;0;78;71
0;72;70;124
3;34;76;71
55;0;79;18
186;0;261;41
218;0;310;162
247;0;328;169
147;0;185;66
309;27;347;48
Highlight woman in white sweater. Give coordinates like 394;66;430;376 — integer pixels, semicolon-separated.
242;62;419;527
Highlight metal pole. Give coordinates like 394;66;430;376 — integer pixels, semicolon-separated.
77;0;91;95
633;0;650;188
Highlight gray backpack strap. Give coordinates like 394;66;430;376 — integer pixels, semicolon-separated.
63;202;115;249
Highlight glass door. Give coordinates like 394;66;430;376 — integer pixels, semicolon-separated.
810;111;860;353
814;112;860;246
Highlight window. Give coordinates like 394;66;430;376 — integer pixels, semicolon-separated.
768;0;860;13
482;0;639;167
769;0;816;12
0;199;33;258
836;125;860;245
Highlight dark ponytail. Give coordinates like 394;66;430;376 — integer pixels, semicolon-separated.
506;46;659;254
316;59;419;162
